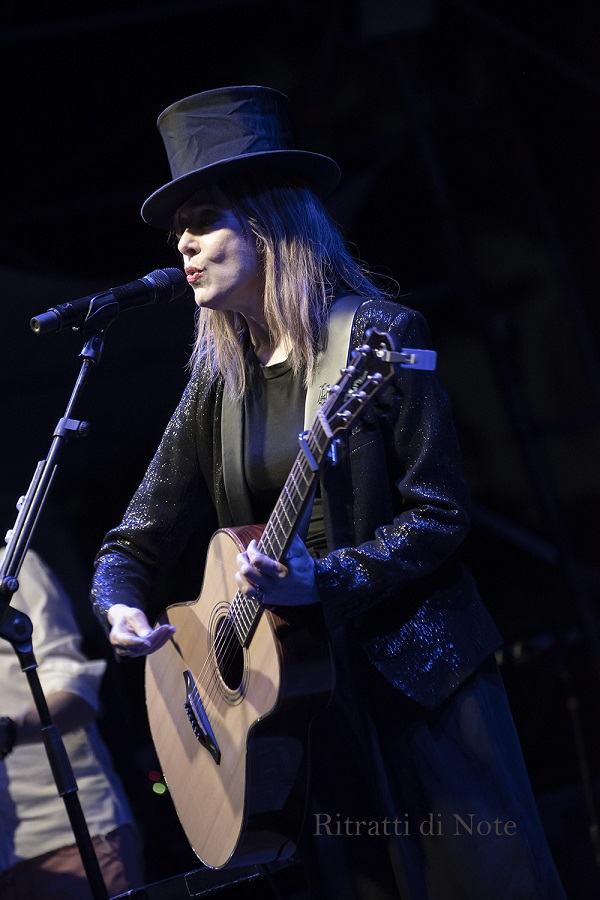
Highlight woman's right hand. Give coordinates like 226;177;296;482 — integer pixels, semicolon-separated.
107;604;176;657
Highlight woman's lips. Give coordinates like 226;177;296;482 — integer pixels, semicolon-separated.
185;266;203;284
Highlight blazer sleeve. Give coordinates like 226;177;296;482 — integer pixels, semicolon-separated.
90;369;215;629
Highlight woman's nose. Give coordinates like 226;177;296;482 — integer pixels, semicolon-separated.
177;230;198;258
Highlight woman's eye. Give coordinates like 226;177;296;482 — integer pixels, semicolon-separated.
187;210;218;232
174;204;220;235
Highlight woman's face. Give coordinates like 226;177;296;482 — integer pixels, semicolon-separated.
175;188;264;316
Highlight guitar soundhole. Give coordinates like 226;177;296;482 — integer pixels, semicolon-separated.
214;614;244;691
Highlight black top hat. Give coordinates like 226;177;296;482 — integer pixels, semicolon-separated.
141;85;341;229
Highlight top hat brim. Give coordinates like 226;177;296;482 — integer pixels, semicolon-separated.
141;149;341;230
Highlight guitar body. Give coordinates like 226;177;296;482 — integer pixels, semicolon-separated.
145;525;334;869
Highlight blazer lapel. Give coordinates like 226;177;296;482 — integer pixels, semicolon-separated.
220;388;254;526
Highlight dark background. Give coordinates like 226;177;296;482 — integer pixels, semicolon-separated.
2;0;600;894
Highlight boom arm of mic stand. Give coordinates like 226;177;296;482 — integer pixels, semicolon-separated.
0;327;111;900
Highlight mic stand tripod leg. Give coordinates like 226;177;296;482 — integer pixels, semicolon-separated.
0;603;109;900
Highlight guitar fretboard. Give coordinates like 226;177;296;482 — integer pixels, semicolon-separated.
230;409;333;645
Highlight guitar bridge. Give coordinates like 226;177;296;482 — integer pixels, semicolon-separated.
183;670;221;765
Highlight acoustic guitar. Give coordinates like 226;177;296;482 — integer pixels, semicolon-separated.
144;328;416;869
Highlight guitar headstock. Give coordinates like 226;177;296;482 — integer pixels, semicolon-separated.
320;328;401;436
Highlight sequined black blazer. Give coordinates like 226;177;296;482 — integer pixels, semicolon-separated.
91;297;501;709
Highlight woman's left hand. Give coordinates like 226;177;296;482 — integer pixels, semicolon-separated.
235;535;320;607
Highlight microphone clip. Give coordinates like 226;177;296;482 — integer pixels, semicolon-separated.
75;294;120;336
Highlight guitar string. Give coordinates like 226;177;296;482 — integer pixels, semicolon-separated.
187;464;317;720
185;366;381;728
184;358;379;733
186;418;329;722
199;443;320;714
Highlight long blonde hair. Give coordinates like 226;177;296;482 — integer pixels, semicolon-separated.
185;174;388;401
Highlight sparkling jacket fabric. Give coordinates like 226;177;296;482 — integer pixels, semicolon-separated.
91;297;501;710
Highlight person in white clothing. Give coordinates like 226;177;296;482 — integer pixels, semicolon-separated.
0;549;144;899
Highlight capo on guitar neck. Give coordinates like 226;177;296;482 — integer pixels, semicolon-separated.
298;432;319;472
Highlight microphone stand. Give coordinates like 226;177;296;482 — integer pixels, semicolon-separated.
0;304;123;900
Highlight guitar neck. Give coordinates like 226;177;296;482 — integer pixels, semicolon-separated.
233;412;332;645
230;327;402;647
259;410;332;561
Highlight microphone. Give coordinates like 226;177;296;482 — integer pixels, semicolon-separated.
30;267;190;335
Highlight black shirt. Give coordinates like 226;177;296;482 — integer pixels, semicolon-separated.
243;353;326;555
